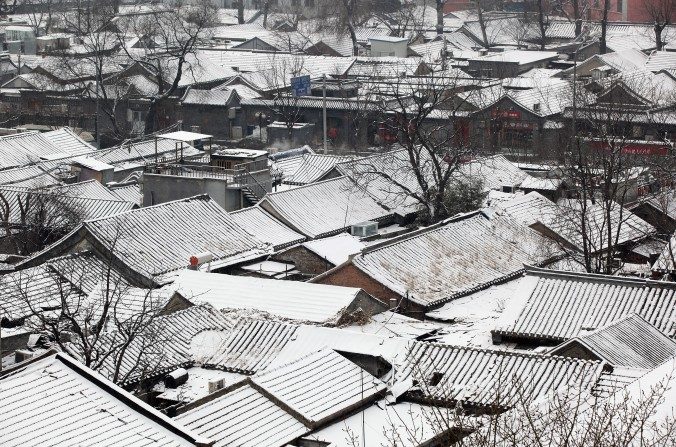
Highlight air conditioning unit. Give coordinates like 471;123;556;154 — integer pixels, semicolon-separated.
208;378;226;394
351;221;378;237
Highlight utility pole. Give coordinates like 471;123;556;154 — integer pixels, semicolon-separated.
322;74;327;154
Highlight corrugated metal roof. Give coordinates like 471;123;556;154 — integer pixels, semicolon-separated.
351;211;556;307
251;348;386;427
259;176;391;239
230;206;305;250
397;341;605;409
552;313;676;369
176;383;310;447
494;267;676;343
83;195;270;277
0;353;207;447
171;269;364;324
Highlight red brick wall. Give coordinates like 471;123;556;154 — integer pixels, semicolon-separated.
314;263;427;318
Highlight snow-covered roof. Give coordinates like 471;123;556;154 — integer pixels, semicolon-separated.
251;348;386;428
470;50;559;65
0;128;94;170
303;399;447;447
259;176;391;239
551;313;676;369
494;266;676;343
171;270;371;324
348;211;557;307
204;319;409;375
67;195;269;278
396;340;605;409
0;180;135;226
92;304;233;385
284;153;353;185
176;383;310;447
230;206;305;251
301;232;365;266
0;353;210;447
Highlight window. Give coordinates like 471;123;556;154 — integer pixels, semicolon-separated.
305;0;315;5
617;0;623;12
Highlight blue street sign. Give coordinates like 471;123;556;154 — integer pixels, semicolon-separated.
291;75;311;97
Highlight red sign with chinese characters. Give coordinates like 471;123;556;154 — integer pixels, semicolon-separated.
589;140;670;156
491;109;521;119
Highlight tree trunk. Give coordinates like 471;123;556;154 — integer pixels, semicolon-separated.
655;23;664;50
600;0;610;54
436;0;444;36
476;2;489;48
537;0;547;50
573;0;582;36
346;20;359;56
237;0;245;24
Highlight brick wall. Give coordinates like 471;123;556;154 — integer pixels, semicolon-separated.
314;263;427;318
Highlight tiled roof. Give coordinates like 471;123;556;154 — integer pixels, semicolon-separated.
0;128;93;170
171;269;368;324
180;88;237;106
0;165;60;187
397;341;605;410
251;348;386;427
0;182;135;225
82;195;270;277
350;211;557;307
0;251;128;321
176;383;309;447
494;267;676;343
93;304;233;385
551;313;676;369
230;206;305;251
259;176;391;239
0;353;209;447
205;319;298;374
284;154;353;185
653;233;676;272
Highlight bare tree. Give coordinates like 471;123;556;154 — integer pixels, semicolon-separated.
114;0;218;134
315;0;399;56
258;55;307;143
0;185;87;256
644;0;674;50
344;70;481;223
15;224;168;385
599;0;611;54
372;367;676;447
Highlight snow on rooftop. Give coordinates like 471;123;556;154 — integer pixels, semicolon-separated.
0;353;209;447
301;232;365;266
171;270;365;324
251;348;386;427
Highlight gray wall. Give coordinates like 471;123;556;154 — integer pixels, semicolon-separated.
142;174;243;211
